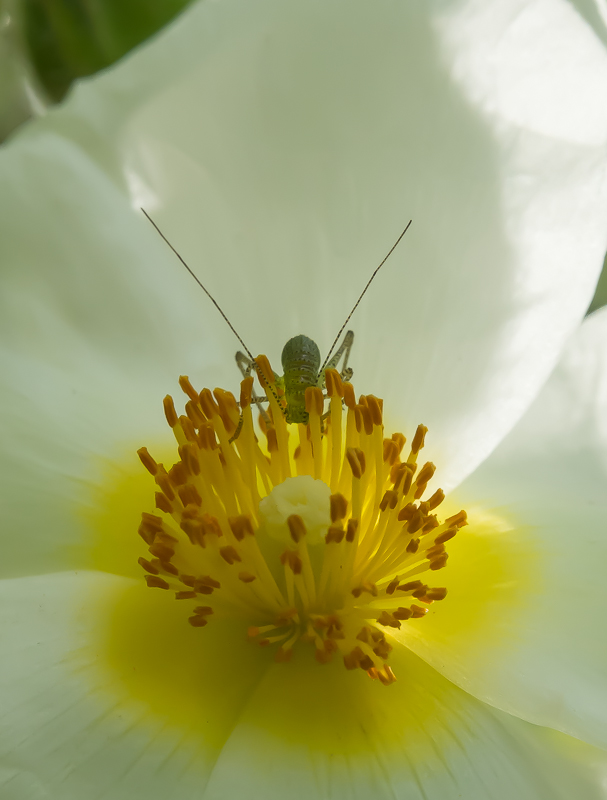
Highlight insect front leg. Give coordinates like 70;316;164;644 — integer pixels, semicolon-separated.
234;350;271;426
323;330;354;383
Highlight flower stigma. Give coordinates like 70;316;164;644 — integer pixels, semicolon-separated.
137;360;467;686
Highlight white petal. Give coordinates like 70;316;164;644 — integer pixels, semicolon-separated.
0;0;605;560
2;571;607;800
0;571;265;800
400;306;607;749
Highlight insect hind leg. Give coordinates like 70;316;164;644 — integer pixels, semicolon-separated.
323;330;354;383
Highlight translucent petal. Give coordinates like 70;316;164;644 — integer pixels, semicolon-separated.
400;307;607;749
0;2;606;596
2;571;606;800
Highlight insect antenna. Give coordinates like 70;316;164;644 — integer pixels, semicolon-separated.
320;219;413;373
141;208;257;364
141;209;286;423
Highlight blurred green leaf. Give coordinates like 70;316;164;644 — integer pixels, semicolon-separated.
23;0;195;102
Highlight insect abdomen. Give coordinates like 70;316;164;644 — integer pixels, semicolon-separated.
281;335;321;423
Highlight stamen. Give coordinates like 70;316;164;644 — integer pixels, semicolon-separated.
138;357;465;684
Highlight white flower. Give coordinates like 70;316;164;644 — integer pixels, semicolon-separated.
2;1;607;798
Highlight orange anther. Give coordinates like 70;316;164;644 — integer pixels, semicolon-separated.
188;615;208;627
137;557;159;575
330;493;348;522
185;400;205;428
254;355;274;387
435;528;457;545
426;488;445;510
366;395;383;426
145;575;170;590
193;606;213;615
163;395;178;428
304;386;324;416
411;424;428;454
287;514;307;543
178;415;197;442
229;515;255;541
199;388;219;418
346;448;363;479
240;376;254;408
444;510;468;528
325;525;345;544
343;382;356;409
137;447;158;476
179;375;199;402
325;368;344;398
345;518;359;543
154;492;172;514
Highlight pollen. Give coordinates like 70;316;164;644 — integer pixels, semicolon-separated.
137;362;467;685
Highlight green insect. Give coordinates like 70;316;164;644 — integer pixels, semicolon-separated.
142;209;411;432
234;330;354;427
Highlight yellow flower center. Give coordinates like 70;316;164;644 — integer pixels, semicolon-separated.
137;359;467;685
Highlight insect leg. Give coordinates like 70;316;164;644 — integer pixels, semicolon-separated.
323;330;354;382
234;350;271;426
